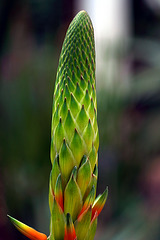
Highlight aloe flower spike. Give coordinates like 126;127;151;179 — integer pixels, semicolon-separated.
8;10;108;240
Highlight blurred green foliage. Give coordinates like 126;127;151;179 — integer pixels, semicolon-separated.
0;45;58;234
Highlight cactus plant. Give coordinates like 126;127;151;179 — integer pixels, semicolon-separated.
8;10;108;240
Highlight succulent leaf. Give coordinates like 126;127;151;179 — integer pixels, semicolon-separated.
83;119;93;153
64;109;75;142
84;173;97;201
92;187;108;219
55;117;64;152
84;212;98;240
60;97;68;122
70;128;84;166
51;155;60;191
70;93;80;118
77;157;92;198
59;138;75;186
64;213;77;240
76;105;88;133
8;215;47;240
64;174;82;221
75;206;92;240
78;186;95;218
88;145;97;172
54;174;64;211
51;198;65;240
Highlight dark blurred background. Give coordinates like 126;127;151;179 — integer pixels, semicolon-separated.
1;0;160;239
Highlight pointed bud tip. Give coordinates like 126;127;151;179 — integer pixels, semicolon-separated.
81;75;84;81
7;214;13;222
104;186;108;197
66;213;71;226
72;166;77;176
74;128;78;133
91;186;108;219
65;213;77;240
